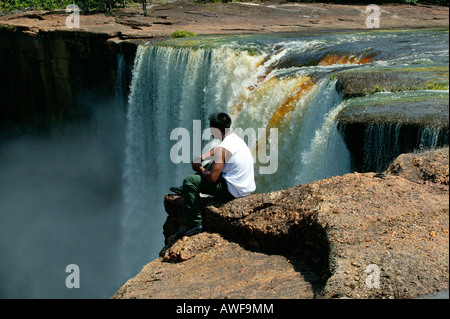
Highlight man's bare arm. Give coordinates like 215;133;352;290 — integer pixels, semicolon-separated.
193;148;215;164
200;148;215;161
192;147;229;183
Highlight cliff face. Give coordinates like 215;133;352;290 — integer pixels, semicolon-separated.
113;147;449;299
0;27;136;138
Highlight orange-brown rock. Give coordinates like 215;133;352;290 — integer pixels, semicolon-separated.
113;147;449;299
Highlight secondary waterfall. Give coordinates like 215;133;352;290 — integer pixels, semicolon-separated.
120;31;449;279
361;122;448;172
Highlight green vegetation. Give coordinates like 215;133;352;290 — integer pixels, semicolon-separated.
0;24;18;31
0;0;68;12
337;90;449;127
364;81;449;95
0;1;131;13
345;90;449;108
170;30;197;38
424;81;449;91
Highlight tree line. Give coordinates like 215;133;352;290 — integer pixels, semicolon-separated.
1;1;447;15
0;1;130;13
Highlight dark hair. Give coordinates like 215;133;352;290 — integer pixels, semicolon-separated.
208;112;232;134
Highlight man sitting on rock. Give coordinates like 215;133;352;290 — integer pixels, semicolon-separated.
174;112;256;238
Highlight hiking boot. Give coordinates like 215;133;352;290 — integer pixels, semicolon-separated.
170;186;183;196
175;225;203;239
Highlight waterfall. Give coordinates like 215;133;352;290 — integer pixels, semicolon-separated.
119;41;356;277
117;29;449;280
363;123;402;173
116;53;125;103
418;126;445;152
361;123;447;173
298;91;352;184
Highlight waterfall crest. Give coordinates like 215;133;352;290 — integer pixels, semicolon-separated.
120;29;449;278
120;42;352;277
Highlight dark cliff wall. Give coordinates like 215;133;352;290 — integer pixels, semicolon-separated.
0;28;136;139
338;122;449;173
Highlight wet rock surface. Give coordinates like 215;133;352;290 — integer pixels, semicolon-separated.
336;91;449;127
335;66;449;99
335;78;449;173
113;147;449;299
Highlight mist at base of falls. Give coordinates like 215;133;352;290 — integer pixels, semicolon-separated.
0;102;127;298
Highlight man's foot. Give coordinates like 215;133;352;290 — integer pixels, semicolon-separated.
170;186;183;196
175;225;203;239
373;173;387;179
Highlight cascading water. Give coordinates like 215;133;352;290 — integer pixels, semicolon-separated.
361;122;448;173
120;30;449;280
0;28;447;299
363;123;402;173
120;41;352;277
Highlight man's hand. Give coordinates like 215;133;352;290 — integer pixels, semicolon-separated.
192;155;203;172
193;155;202;164
191;161;202;172
194;147;228;183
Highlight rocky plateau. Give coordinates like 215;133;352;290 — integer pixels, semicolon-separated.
112;147;449;299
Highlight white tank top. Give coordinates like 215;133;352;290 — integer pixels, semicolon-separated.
215;133;256;198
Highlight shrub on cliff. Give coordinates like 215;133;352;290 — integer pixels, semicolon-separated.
0;0;130;13
0;0;68;12
170;30;198;38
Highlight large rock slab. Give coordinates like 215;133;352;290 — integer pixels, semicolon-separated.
112;232;320;299
202;171;449;298
114;148;449;299
336;91;449;127
335;66;449;98
386;147;449;186
1;2;448;38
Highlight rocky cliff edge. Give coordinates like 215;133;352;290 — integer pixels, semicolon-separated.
112;147;449;299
